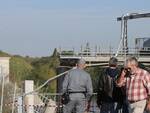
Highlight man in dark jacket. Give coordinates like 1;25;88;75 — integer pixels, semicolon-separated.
97;57;123;113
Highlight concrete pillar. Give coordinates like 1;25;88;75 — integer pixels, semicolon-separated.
17;97;23;113
24;80;34;113
0;57;10;83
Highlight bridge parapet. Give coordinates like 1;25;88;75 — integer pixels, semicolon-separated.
60;48;150;67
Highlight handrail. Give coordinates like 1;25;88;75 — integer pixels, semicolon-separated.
20;68;73;97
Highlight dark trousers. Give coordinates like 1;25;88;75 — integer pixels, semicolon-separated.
100;102;119;113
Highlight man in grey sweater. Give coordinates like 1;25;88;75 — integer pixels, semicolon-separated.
62;59;93;113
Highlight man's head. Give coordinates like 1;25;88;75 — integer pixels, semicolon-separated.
77;59;86;69
125;56;138;71
109;57;118;67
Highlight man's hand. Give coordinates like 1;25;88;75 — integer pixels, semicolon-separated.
116;70;126;87
85;101;90;112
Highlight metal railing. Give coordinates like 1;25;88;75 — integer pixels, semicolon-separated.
4;93;100;113
13;93;100;113
59;48;150;57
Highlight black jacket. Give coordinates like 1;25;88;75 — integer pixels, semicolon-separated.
97;67;123;104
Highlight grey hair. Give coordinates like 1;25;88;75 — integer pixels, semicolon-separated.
77;59;86;65
126;56;138;66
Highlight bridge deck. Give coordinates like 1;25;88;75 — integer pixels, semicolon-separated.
60;55;150;66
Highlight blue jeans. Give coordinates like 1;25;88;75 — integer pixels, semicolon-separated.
122;99;129;113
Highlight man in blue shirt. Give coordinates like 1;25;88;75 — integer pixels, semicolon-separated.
62;59;93;113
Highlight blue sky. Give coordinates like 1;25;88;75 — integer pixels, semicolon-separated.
0;0;150;56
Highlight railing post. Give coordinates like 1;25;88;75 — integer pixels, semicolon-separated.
17;96;23;113
12;83;17;113
24;80;34;113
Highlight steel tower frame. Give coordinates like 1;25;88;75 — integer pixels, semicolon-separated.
116;13;150;60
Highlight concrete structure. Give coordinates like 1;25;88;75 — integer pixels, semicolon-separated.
60;55;150;66
0;57;10;83
59;38;150;67
24;80;34;113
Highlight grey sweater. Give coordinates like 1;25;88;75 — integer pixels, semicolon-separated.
62;68;93;100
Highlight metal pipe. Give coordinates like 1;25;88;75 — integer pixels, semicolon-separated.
124;19;128;65
115;14;125;57
21;68;72;97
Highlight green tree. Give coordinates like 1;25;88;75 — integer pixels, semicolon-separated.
86;66;103;92
27;48;60;93
49;48;60;68
10;56;33;86
27;63;57;93
0;50;10;57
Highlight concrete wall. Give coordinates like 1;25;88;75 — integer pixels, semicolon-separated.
0;57;10;83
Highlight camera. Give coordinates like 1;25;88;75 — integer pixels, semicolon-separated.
124;68;132;78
